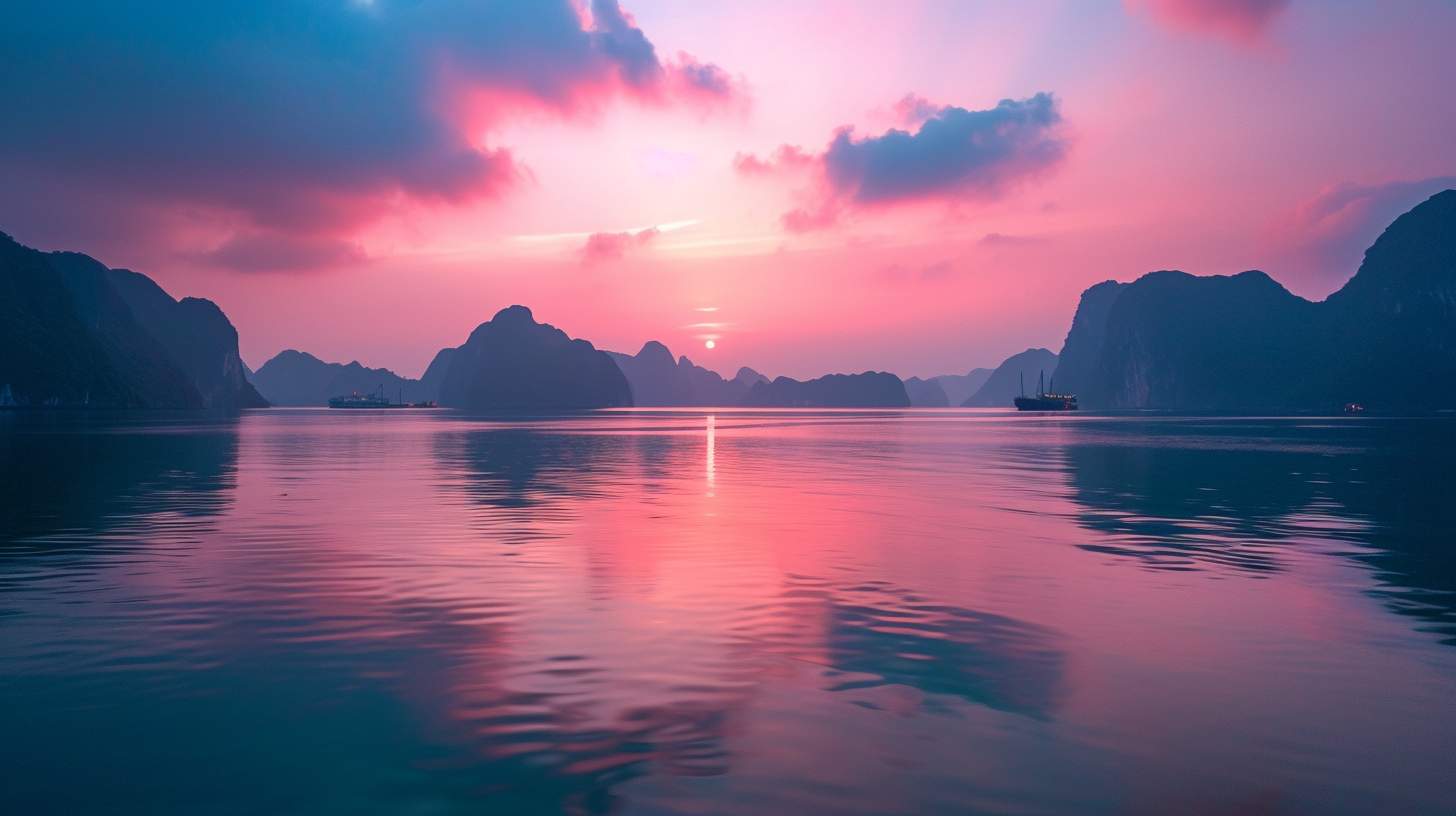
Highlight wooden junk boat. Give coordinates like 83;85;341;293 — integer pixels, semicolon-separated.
1014;371;1078;411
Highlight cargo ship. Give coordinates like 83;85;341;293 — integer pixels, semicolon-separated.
1014;371;1078;411
328;385;437;409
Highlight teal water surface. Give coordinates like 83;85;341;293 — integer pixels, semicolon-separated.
2;410;1455;815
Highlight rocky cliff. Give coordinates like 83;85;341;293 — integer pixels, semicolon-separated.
103;267;267;408
1321;189;1456;409
1;232;263;408
436;306;632;409
1048;280;1126;404
45;251;203;408
1053;190;1456;411
1089;271;1317;410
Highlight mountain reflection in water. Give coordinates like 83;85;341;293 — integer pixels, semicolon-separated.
2;410;1455;816
0;411;239;546
1065;417;1456;641
818;579;1064;718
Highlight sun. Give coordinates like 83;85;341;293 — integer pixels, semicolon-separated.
705;340;716;349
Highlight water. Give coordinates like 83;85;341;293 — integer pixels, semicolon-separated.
2;409;1455;816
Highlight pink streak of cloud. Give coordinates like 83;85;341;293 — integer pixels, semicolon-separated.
732;145;816;176
583;227;660;266
1127;0;1290;45
200;233;373;275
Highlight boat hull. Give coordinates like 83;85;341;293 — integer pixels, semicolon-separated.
327;397;438;409
1014;396;1078;411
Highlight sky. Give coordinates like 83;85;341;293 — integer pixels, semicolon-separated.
3;0;1455;379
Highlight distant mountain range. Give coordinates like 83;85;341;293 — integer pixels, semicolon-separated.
1052;189;1456;411
606;341;761;406
933;369;994;406
247;350;444;407
959;349;1059;407
903;377;949;407
1;232;265;408
9;189;1453;413
248;307;632;410
605;340;905;407
250;330;907;410
741;372;910;408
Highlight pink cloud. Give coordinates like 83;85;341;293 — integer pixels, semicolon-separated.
781;202;844;234
199;232;372;274
1127;0;1289;44
892;93;941;127
978;233;1050;248
582;227;660;265
0;1;741;273
732;145;816;176
738;93;1068;232
667;52;748;110
585;3;746;110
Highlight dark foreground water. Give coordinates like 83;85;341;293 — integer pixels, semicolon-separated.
3;410;1455;816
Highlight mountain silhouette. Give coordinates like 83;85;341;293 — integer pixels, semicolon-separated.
17;193;1450;414
606;341;748;406
903;376;950;407
417;347;456;398
735;367;769;387
103;266;266;408
1322;188;1456;408
1084;271;1316;410
1048;280;1126;404
1;232;264;408
741;372;910;408
934;368;994;406
606;345;918;408
1055;190;1456;410
45;251;204;408
961;349;1059;407
436;305;632;409
248;350;435;406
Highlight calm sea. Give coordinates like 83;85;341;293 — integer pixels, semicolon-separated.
3;410;1455;815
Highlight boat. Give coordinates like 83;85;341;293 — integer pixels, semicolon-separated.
328;385;438;409
328;385;392;409
1014;371;1078;411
